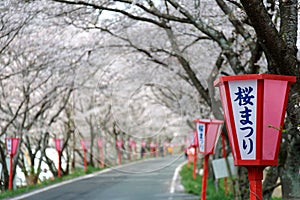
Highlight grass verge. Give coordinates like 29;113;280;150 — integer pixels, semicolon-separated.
179;163;282;200
0;166;105;199
179;163;233;200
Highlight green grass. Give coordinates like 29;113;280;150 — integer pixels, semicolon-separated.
179;163;233;200
180;163;282;200
0;166;105;199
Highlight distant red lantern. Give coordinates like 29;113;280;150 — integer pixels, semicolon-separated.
55;138;63;152
193;119;223;155
54;138;63;177
117;140;123;149
116;140;123;165
97;138;103;148
80;139;88;172
185;131;198;178
5;137;19;190
193;119;223;200
215;74;296;200
97;138;105;168
80;139;88;151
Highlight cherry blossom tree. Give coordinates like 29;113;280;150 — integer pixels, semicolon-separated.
50;0;300;198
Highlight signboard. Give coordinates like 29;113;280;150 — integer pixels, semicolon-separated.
212;156;236;179
228;80;257;160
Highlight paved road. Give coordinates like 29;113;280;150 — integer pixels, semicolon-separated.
10;155;198;200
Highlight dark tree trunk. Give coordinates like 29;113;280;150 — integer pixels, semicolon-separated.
281;135;300;199
0;146;9;190
263;166;281;200
241;0;300;198
237;167;249;200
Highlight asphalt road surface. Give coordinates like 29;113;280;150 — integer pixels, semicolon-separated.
10;155;198;200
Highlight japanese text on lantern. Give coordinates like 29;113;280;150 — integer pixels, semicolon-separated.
229;80;257;160
197;123;205;152
235;86;254;155
7;139;12;155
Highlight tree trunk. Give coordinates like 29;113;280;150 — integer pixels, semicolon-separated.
263;166;281;200
237;167;249;200
281;135;300;199
25;174;39;186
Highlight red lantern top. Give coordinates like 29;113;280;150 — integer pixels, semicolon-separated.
80;139;88;151
193;119;223;155
130;140;136;148
150;141;156;148
187;131;197;148
55;138;63;152
117;140;123;149
97;138;103;148
214;74;296;166
5;138;19;156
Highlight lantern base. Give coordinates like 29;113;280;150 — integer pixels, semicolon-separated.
247;166;265;200
235;160;278;166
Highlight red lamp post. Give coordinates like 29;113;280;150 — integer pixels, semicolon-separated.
117;140;123;165
193;119;223;200
131;140;137;160
5;138;19;190
80;139;88;172
192;131;198;180
128;139;136;160
55;138;63;177
97;138;105;168
186;132;198;177
186;132;196;170
214;74;296;200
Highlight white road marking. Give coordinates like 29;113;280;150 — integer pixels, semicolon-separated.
169;161;186;194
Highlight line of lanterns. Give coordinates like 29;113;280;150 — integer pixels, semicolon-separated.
189;74;295;200
4;74;296;198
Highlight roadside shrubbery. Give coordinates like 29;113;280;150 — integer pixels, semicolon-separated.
180;163;233;200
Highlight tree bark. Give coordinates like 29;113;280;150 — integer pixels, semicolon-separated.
241;0;300;198
240;0;298;76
